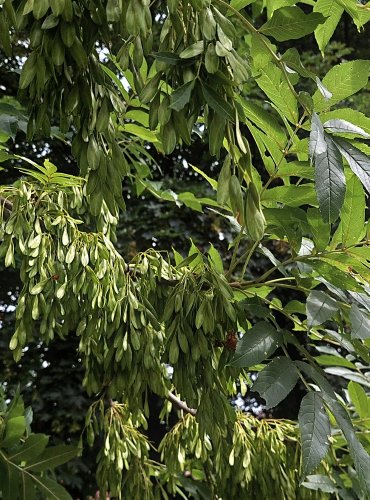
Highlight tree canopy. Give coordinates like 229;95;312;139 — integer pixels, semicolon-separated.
1;0;370;498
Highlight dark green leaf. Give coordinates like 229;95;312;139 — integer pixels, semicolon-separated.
252;356;299;408
297;361;370;493
1;460;19;500
309;113;327;162
8;434;49;463
334;137;370;193
350;304;370;340
302;475;338;493
299;392;331;479
202;83;235;122
325;398;370;493
170;81;195;112
306;290;338;327
152;52;183;65
25;445;78;472
33;476;73;500
230;321;282;368
314;134;345;223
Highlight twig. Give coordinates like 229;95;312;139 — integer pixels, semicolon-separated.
167;392;197;416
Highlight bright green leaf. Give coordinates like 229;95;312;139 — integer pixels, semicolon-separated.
348;381;370;419
313;60;370;112
341;173;365;247
259;6;325;42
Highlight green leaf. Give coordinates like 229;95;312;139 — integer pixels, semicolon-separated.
302;474;337;493
260;6;325;42
324;367;370;385
324;119;370;138
297;361;370;493
100;62;129;101
179;41;204;59
229;322;282;368
341;173;365;247
315;355;357;370
239;98;287;148
321;108;370;136
8;434;49;463
252;356;299;408
152;52;183;65
325;398;370;493
309;113;327;162
315;77;333;101
314;134;345;223
307;208;330;252
217;156;231;205
255;64;298;123
33;476;72;500
1;460;20;500
348;381;370;419
202;83;235;122
313;60;370;112
208;244;223;273
176;253;199;270
350;304;370;340
230;0;254;10
190;164;217;190
20;473;35;500
25;445;78;472
306;290;338;327
122;123;159;143
262;184;317;208
314;0;344;53
333;137;370;194
311;259;362;292
2;416;26;448
170;81;195;112
299;392;331;480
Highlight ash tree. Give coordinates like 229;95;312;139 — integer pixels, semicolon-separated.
1;0;370;498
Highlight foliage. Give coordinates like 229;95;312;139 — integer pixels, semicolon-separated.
0;0;370;498
0;388;78;499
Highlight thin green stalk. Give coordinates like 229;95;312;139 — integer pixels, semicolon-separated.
225;227;245;278
239;239;259;281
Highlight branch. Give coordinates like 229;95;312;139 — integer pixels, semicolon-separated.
167;392;197;416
